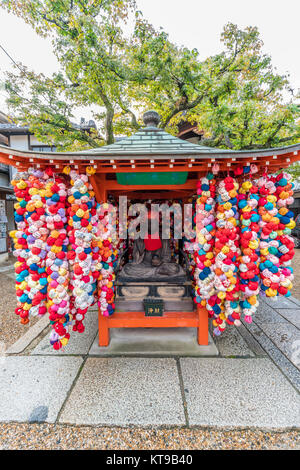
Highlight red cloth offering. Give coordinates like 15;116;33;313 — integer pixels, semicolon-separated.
144;233;162;251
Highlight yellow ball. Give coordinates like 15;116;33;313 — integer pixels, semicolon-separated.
249;240;259;250
29;188;38;196
51;230;60;239
76;209;85;218
17;181;27;189
242;181;252;191
60;337;69;347
287;220;296;229
225;270;233;278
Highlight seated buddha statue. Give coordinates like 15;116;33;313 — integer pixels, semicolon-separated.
120;218;185;280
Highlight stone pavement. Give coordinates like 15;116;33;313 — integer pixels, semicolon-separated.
0;296;300;429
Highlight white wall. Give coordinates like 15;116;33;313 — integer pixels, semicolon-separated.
10;134;50;150
9;135;29;150
0;173;9;187
29;135;49;146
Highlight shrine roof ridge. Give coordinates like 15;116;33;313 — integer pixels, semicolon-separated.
0;133;299;161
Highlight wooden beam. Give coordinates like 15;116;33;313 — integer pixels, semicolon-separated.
104;180;198;191
89;174;103;203
112;191;194;200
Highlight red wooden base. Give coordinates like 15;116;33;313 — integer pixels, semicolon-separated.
98;305;209;347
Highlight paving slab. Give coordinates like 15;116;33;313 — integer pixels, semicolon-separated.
32;310;98;355
290;296;300;307
89;327;218;356
254;301;286;326
180;358;300;429
6;314;50;354
60;357;185;426
258;323;300;370
0;264;14;274
236;323;267;357
0;356;83;423
214;326;255;357
242;320;300;392
262;296;297;309
275;309;300;330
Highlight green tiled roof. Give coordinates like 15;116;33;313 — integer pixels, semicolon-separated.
81;127;229;156
0;110;299;161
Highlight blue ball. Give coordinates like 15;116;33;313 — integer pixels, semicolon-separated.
251;214;260;223
51;194;60;202
239;200;247;209
29;263;39;271
15;214;23;223
280;216;290;225
213;305;221;314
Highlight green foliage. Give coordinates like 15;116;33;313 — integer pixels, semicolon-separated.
1;1;300;150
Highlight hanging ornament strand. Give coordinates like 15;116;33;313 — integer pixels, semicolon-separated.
23;169;49;318
274;172;295;297
44;172;71;350
67;170;98;334
10;172;31;324
193;173;216;312
213;176;241;335
238;178;260;323
257;174;281;300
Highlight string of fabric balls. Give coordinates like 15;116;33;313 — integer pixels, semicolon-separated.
10;167;121;350
189;164;295;336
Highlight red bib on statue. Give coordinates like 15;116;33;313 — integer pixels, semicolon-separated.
144;234;162;251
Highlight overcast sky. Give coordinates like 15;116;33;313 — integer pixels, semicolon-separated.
0;0;299;122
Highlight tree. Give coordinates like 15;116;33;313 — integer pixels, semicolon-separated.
1;0;300;151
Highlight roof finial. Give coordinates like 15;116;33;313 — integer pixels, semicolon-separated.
143;110;160;128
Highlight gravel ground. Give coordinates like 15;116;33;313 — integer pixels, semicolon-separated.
0;423;299;450
0;271;38;349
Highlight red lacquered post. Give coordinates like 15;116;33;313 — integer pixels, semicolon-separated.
197;305;208;345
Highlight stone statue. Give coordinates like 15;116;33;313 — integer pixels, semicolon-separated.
120;237;185;280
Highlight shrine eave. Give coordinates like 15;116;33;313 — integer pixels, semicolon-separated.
0;141;299;175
